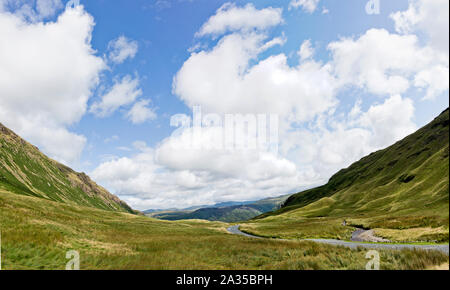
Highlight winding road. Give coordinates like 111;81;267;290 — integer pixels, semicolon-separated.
227;225;449;255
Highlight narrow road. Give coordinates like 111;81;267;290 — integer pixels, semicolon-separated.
227;225;263;239
227;225;449;255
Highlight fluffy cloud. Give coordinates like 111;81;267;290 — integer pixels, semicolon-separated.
155;126;296;181
0;6;105;164
0;0;63;21
359;95;416;148
92;95;417;210
126;99;157;124
298;39;314;61
328;28;448;99
36;0;63;18
389;0;449;100
391;0;449;54
92;139;317;210
95;2;445;210
414;66;450;100
283;95;417;179
174;32;337;123
288;0;320;13
196;3;283;37
108;36;138;64
90;75;142;117
92;3;427;210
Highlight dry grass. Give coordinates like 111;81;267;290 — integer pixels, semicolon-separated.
427;263;449;270
374;227;449;243
1;190;448;270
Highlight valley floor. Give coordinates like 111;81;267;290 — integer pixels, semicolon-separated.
228;225;449;255
0;190;448;270
241;214;449;244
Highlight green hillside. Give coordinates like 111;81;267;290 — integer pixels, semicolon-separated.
0;122;133;213
243;109;449;243
147;194;291;222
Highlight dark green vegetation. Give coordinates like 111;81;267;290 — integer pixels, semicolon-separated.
147;195;291;222
0;123;133;213
244;109;449;243
1;190;447;270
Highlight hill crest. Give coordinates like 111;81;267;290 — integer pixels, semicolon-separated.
0;122;133;213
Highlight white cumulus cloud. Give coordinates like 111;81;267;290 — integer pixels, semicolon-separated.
196;3;283;37
36;0;63;18
92;138;316;210
391;0;449;54
328;28;448;99
90;75;142;118
127;99;157;124
92;1;445;210
108;35;138;64
0;0;63;21
289;0;320;13
92;94;418;210
298;39;314;61
174;32;338;123
0;6;105;164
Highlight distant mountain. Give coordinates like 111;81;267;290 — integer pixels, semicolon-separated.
256;108;449;225
143;200;257;214
146;194;292;222
143;208;179;214
0;122;133;213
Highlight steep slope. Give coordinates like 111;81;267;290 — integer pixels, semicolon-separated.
0;122;133;213
147;194;291;222
244;108;449;242
266;108;448;217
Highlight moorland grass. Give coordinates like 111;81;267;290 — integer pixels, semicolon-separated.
0;190;447;270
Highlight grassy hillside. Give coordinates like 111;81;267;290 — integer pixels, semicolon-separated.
147;195;291;222
0;123;133;213
243;109;449;243
1;189;447;270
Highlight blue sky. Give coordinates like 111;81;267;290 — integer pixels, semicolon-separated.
1;0;448;210
78;0;445;169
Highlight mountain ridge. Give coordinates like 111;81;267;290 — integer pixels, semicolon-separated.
0;122;133;213
146;194;292;222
